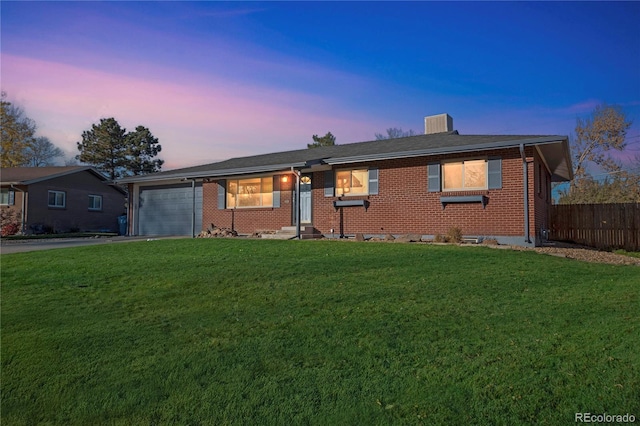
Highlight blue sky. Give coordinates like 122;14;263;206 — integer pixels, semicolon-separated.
2;1;639;169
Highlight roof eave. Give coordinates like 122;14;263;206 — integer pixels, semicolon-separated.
22;166;101;185
117;162;308;184
325;136;567;165
533;138;573;182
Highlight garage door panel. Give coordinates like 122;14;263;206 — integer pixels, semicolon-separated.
138;184;202;236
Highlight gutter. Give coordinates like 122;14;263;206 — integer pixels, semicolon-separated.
520;144;532;244
117;162;308;184
324;136;566;166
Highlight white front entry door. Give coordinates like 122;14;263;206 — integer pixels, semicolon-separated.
300;175;312;223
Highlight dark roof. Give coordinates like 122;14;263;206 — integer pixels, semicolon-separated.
1;166;96;184
1;166;127;193
118;132;573;183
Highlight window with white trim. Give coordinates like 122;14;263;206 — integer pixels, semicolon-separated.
48;190;66;208
1;189;14;205
336;169;369;196
442;159;487;191
226;177;273;208
89;195;103;211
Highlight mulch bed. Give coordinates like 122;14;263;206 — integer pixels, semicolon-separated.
507;242;640;266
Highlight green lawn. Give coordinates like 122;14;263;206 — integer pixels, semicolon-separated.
615;249;640;259
2;239;639;425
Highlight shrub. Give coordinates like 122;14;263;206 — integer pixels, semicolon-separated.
434;234;445;243
1;208;21;236
446;226;463;243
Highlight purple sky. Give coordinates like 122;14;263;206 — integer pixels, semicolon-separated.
2;1;639;170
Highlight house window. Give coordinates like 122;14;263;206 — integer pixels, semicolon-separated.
226;177;273;208
89;195;103;211
336;169;369;196
1;189;14;205
48;190;66;208
442;159;487;191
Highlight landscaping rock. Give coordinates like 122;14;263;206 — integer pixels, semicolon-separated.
394;234;421;243
197;225;238;238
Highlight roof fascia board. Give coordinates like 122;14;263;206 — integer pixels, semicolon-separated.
117;162;308;184
197;162;307;178
133;178;193;188
325;136;567;165
300;164;332;173
116;136;569;182
562;143;574;180
8;166;97;185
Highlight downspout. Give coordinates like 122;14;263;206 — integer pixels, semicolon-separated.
191;179;196;238
520;144;532;244
10;185;26;234
130;183;138;236
181;178;198;238
292;167;301;240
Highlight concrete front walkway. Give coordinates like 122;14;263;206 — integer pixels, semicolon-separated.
0;236;183;254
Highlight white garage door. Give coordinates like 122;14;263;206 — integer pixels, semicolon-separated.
138;184;203;236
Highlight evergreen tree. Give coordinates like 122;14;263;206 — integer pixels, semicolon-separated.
308;132;336;149
126;126;164;175
77;118;163;180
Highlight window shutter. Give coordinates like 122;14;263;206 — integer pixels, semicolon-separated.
368;168;379;195
8;190;15;206
488;157;502;189
272;175;281;208
217;180;226;209
324;170;334;197
427;163;441;192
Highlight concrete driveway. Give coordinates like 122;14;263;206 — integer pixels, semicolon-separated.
0;236;178;254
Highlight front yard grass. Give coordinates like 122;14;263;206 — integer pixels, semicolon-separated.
2;239;639;424
615;249;640;259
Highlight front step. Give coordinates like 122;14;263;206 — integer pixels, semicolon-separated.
260;233;296;240
260;226;323;240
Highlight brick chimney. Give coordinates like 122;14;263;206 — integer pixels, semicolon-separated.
424;114;453;134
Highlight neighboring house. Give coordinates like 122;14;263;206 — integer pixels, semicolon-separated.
118;114;573;246
1;166;127;234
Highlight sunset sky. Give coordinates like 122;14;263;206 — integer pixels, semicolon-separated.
2;1;639;170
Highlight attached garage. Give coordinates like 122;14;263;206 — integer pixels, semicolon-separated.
138;183;202;236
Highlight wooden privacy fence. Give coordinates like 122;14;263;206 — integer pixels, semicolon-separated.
550;203;640;251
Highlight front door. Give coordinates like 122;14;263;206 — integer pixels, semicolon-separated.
300;175;312;223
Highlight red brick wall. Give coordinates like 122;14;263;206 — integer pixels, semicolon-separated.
203;175;297;233
201;147;548;244
310;148;537;238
